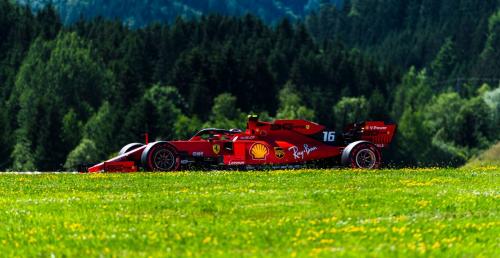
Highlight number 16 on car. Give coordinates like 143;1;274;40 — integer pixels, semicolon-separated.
323;131;336;142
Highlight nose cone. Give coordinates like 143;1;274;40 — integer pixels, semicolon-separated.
87;162;104;173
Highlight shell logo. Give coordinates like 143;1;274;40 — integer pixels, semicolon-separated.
250;143;269;160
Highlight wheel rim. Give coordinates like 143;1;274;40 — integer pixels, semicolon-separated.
153;148;175;171
355;149;376;169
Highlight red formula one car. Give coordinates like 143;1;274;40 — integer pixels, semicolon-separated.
87;116;396;172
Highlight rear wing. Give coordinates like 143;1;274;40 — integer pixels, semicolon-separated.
344;121;396;148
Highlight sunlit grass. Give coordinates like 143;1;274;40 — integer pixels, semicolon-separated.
0;167;498;257
465;142;500;168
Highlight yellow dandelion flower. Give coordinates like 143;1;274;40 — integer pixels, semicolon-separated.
418;243;427;254
203;236;212;244
295;228;302;237
320;239;335;244
417;200;430;208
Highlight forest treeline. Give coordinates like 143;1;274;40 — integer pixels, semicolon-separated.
18;0;343;26
0;0;498;171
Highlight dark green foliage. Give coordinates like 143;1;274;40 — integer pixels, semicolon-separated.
142;85;184;140
332;97;367;131
9;32;113;170
484;87;500;132
479;10;500;77
429;38;458;85
64;138;99;170
173;115;203;140
454;97;495;150
276;82;315;121
204;93;245;129
0;0;499;170
394;72;498;166
307;0;498;75
396;107;434;165
208;93;241;122
82;102;118;159
0;105;10;169
61;109;82;149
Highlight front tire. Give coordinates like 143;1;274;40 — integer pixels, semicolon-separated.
119;143;145;155
141;142;180;171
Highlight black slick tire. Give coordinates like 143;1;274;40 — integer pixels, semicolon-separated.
341;141;381;169
141;142;180;172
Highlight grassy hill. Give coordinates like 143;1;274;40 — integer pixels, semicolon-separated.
0;168;498;256
465;142;500;168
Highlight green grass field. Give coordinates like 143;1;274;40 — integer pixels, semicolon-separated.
0;168;498;257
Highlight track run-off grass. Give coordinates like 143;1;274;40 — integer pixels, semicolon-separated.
0;167;498;257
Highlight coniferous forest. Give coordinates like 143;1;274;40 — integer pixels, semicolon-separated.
0;0;499;171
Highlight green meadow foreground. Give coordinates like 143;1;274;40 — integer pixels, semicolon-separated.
0;168;498;257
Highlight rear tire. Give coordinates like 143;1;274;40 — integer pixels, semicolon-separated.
119;143;145;155
141;142;180;171
342;141;381;169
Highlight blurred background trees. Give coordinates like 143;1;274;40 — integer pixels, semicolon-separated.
276;82;315;121
0;0;499;170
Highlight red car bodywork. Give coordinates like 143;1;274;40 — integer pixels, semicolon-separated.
87;116;396;172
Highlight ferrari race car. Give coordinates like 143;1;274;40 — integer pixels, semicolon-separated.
86;115;396;172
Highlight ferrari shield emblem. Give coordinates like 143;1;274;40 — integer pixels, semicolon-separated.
212;144;221;154
274;147;285;159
